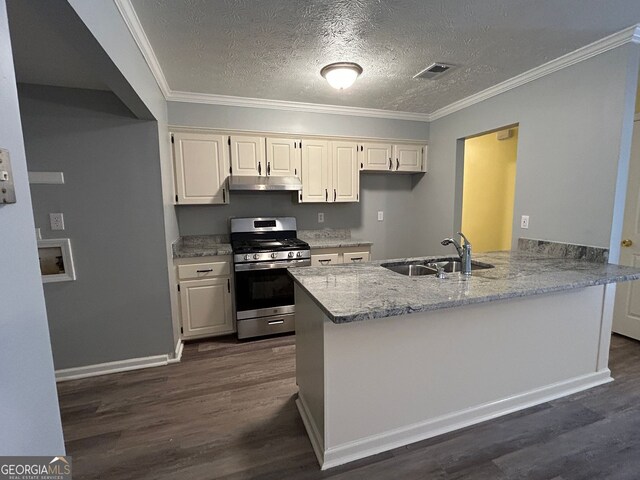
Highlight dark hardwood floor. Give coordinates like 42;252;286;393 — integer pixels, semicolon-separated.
57;334;640;479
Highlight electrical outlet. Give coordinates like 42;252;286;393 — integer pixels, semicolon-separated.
318;212;324;223
50;212;65;231
377;211;384;221
520;215;530;229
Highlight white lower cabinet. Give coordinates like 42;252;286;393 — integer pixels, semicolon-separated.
311;252;340;266
311;246;372;266
343;251;370;263
176;256;234;339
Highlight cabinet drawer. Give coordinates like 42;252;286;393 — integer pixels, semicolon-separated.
237;313;295;340
311;253;340;266
178;261;230;280
343;251;370;263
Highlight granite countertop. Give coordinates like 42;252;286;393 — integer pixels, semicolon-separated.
298;228;373;249
288;251;640;324
173;235;233;259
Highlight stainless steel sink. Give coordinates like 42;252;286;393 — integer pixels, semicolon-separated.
428;260;494;273
382;259;493;277
383;264;437;277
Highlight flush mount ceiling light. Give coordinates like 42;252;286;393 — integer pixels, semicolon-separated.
320;62;363;90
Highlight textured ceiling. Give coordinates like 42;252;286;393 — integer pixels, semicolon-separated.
129;0;640;114
7;0;107;91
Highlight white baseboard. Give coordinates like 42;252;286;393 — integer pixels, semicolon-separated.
296;396;325;467
55;340;184;382
312;370;612;470
168;339;184;364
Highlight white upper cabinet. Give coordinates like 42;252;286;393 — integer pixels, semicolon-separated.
359;142;393;171
230;135;266;176
172;131;229;205
393;144;424;172
300;139;331;203
266;137;301;177
300;140;359;203
332;141;359;202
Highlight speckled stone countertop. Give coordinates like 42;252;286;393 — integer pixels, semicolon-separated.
288;251;640;324
298;229;373;249
172;235;232;259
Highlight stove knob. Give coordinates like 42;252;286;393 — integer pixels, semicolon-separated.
288;251;295;258
244;254;250;261
253;254;260;260
271;252;277;259
296;252;302;258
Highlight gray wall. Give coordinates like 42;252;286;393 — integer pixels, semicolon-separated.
177;174;416;260
411;43;640;257
68;0;182;347
19;84;175;369
168;101;429;141
0;1;64;454
170;101;429;260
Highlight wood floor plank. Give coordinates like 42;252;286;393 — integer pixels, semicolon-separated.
57;333;640;479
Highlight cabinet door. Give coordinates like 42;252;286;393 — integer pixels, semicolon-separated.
230;135;266;176
332;141;359;202
360;142;393;171
180;277;233;338
343;251;370;263
301;139;331;203
172;132;229;204
266;138;301;177
311;253;340;266
393;144;423;172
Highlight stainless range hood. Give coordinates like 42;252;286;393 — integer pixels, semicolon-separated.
228;175;302;191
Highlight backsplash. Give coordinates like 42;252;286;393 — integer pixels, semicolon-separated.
298;228;351;240
517;238;609;263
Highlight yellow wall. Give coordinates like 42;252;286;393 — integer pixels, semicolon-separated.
461;127;518;252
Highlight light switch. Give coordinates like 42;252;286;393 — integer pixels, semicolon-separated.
521;215;530;229
377;211;384;221
0;148;16;204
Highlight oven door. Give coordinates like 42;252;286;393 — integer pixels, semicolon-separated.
234;260;310;320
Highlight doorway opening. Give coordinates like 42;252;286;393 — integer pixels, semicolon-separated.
460;126;519;253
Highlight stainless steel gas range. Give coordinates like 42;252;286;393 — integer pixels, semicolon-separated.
230;217;311;339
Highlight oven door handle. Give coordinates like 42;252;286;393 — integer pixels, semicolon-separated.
234;259;311;271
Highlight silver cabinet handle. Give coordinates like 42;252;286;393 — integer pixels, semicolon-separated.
196;269;213;273
319;259;331;265
268;319;285;325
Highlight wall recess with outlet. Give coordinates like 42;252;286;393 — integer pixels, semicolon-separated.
0;148;17;204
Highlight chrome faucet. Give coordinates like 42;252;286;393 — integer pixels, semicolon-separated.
441;232;472;275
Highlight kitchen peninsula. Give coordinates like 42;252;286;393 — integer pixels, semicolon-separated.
290;250;640;469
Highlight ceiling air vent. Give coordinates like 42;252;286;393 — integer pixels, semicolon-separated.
413;62;456;80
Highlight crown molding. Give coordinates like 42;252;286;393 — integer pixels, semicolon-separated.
430;24;640;121
166;90;432;121
114;0;171;97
